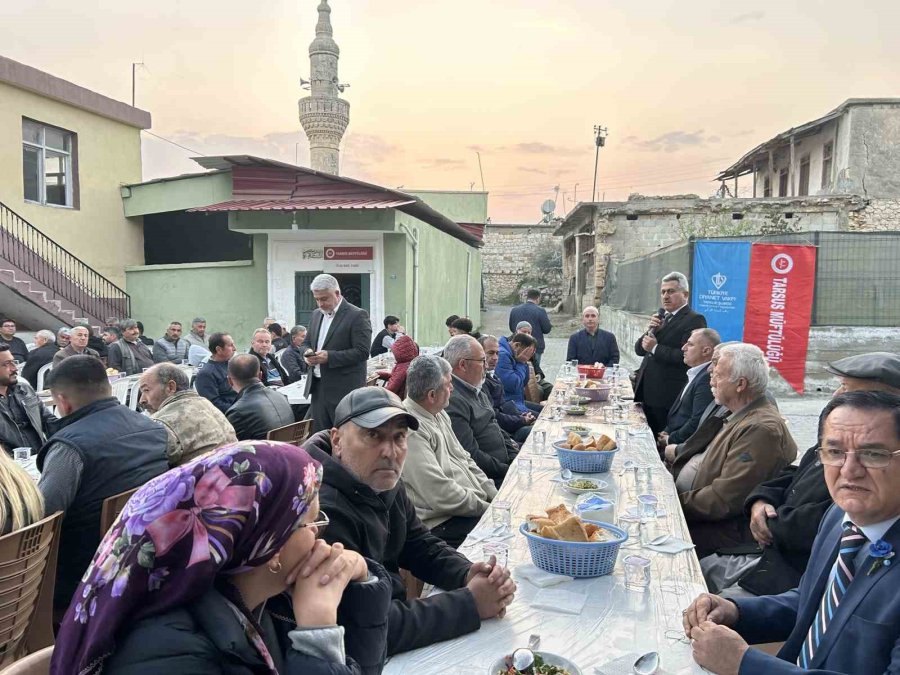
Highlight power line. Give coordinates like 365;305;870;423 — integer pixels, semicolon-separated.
489;170;718;199
141;130;206;156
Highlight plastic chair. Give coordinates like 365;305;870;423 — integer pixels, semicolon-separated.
34;366;52;394
99;487;140;536
0;513;63;667
0;645;52;674
110;378;134;406
266;420;313;446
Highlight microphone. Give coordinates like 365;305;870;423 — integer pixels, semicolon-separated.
647;308;666;335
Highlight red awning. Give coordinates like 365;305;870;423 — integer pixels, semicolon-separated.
188;197;416;212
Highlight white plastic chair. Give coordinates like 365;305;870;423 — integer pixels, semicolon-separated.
35;363;52;392
110;377;134;406
274;348;287;366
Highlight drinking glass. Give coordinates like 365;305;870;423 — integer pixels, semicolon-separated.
623;555;652;590
533;429;547;455
637;494;659;520
492;501;512;531
618;517;641;548
483;542;510;568
517;457;533;480
615;426;629;452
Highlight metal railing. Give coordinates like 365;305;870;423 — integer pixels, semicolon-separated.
0;200;130;324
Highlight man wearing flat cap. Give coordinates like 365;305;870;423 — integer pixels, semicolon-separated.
701;351;900;598
302;387;516;657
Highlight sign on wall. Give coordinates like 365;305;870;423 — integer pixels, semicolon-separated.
321;246;375;273
691;241;752;342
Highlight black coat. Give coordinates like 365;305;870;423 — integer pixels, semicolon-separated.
483;373;527;435
104;562;392;675
508;302;552;353
281;346;309;384
634;306;707;409
664;363;714;445
303;432;481;656
226;382;294;441
566;328;620;366
738;445;832;596
21;342;58;388
250;349;289;387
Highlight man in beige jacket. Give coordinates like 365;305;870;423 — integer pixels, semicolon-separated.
138;363;237;466
402;354;497;547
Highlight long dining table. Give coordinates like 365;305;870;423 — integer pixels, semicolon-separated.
383;373;708;675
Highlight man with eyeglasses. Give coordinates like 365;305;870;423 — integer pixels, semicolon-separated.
444;335;518;485
701;352;900;600
684;389;900;675
304;387;516;657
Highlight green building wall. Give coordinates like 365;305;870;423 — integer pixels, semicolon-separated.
125;234;267;343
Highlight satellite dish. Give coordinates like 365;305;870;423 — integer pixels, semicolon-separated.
541;199;556;215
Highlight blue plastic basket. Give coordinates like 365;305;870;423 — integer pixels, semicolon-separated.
554;442;618;473
520;522;628;577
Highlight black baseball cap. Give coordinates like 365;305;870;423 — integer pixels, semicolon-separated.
333;387;420;431
825;352;900;390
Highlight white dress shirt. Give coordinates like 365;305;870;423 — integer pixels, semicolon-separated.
313;297;343;378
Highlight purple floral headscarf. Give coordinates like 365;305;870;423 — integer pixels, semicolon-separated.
52;441;323;675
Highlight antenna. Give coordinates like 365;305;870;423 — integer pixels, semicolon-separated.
540;199;556;223
476;152;485;192
131;61;144;107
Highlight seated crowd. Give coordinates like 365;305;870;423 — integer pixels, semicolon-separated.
1;293;899;675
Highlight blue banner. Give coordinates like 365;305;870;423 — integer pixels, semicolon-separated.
691;240;752;342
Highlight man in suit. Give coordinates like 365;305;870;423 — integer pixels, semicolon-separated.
301;274;372;433
566;305;619;367
634;271;707;436
684;390;900;675
657;327;719;451
508;289;552;367
225;354;294;440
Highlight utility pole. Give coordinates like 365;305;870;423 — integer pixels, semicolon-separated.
574;183;579;203
476;151;485;192
592;125;608;202
131;62;144;107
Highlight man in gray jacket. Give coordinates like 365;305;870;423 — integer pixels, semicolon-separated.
444;335;518;485
152;321;189;364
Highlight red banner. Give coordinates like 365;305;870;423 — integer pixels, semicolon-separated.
742;244;817;394
324;246;373;261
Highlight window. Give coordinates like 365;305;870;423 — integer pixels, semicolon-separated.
821;141;834;190
778;168;789;197
763;175;772;197
22;118;76;207
798;155;810;196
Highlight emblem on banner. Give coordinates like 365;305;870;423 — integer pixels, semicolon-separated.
711;272;727;290
770;253;794;274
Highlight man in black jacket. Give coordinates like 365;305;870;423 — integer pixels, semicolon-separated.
21;329;59;388
700;351;900;598
306;387;516;656
634;271;707;435
444;335;518;484
280;325;309;384
0;345;58;454
478;335;533;443
249;328;288;387
225;354;294;440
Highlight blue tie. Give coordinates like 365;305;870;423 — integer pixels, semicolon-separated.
798;523;867;667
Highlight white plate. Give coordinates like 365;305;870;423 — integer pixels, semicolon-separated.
563;478;608;494
488;651;583;675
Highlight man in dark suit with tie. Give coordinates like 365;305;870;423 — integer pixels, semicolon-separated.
657;327;719;450
683;390;900;675
634;271;707;436
301;274;372;433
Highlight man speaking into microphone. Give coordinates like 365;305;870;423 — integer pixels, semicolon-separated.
634;271;707;436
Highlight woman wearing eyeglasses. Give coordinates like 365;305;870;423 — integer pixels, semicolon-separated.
52;441;392;675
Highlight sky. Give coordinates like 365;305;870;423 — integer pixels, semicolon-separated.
3;0;899;223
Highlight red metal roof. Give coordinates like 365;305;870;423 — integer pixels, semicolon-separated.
188;197;415;212
457;222;486;242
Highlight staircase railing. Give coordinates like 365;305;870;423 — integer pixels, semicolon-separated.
0;200;131;323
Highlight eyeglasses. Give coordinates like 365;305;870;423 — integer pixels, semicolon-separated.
462;357;487;366
817;447;900;469
298;510;329;538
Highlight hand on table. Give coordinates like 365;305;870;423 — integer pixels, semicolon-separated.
682;593;739;636
467;557;516;620
521;413;536;424
749;500;777;547
690;621;748;675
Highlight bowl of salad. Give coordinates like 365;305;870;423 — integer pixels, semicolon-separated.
490;651;582;675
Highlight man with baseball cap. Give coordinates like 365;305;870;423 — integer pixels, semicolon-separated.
303;387;516;656
701;351;900;598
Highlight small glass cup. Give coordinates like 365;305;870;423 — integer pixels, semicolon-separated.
483;541;509;568
623;555;652;590
517;457;533;480
533;429;547;455
13;447;30;463
618;517;641;548
637;494;659;521
492;500;512;531
614;426;628;452
636;466;653;492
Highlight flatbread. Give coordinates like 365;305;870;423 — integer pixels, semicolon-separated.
553;515;590;542
546;504;572;524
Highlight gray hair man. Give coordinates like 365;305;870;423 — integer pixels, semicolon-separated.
184;317;208;349
634;270;707;435
676;343;797;557
52;325;99;367
107;319;154;375
225;353;294;441
300;273;373;432
138;363;236;466
55;327;71;348
279;324;309;384
444;335;518;484
302;386;515;655
401;354;497;548
21;329;60;389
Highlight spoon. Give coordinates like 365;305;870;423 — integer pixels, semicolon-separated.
647;534;671;546
560;468;573;480
633;651;660;674
511;635;542;674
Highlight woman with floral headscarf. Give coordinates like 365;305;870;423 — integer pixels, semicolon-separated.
52;441;392;675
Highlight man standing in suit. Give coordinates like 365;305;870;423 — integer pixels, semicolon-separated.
508;289;552;367
301;274;372;432
657;327;719;451
683;390;900;675
634;271;707;436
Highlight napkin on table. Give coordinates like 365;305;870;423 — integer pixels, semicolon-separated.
515;563;575;588
645;536;695;554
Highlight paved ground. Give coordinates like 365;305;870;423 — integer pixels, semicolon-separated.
480;304;826;452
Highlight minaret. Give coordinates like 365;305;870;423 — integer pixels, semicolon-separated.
299;0;349;175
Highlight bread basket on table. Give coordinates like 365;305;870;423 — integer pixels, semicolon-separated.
553;440;619;473
520;522;627;577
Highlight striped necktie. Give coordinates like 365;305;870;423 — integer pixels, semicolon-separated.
798;522;867;667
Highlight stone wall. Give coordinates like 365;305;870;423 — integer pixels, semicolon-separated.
482;222;562;303
848;198;900;230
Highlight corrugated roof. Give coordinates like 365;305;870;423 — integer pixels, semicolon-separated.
189;197;416;212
